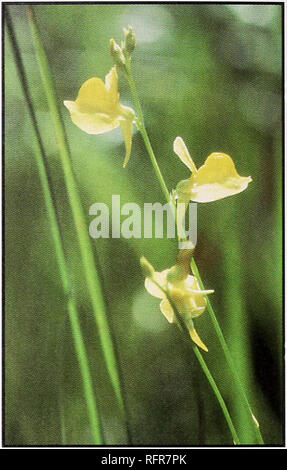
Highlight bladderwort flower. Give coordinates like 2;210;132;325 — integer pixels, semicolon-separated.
141;255;213;352
64;67;135;167
174;137;252;203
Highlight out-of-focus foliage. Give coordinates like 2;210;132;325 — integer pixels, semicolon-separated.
5;4;282;445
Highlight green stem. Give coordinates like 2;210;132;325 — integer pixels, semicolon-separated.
222;230;254;443
126;60;263;444
126;62;170;203
149;278;240;444
192;346;240;445
5;8;102;444
191;259;264;444
27;6;128;437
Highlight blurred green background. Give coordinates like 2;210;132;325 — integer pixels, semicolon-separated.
5;3;283;445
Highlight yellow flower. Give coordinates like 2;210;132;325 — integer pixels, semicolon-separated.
174;137;252;203
142;258;213;351
64;67;135;167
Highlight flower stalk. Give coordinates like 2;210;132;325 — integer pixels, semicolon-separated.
124;52;263;444
141;261;240;444
124;58;171;203
191;258;263;444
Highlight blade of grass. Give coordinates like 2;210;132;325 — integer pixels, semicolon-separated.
26;6;129;436
5;8;103;444
60;403;67;445
125;58;264;444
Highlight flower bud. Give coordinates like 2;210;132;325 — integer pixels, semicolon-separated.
140;256;155;278
123;26;136;55
110;38;126;69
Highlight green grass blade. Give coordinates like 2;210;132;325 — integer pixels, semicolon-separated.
5;8;103;444
26;6;128;431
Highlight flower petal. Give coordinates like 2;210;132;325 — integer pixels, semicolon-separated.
144;269;169;299
160;299;175;323
189;152;252;203
74;76;116;115
184;274;200;290
173;137;197;173
185;275;214;295
120;118;133;167
169;275;213;319
105;66;119;104
64;100;119;135
189;326;208;351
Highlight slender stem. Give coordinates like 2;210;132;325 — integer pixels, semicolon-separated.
149;278;240;444
126;60;264;444
191;259;264;444
5;9;102;444
27;6;129;435
192;346;240;445
125;61;170;203
222;230;254;443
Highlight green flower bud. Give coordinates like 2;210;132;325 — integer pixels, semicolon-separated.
123;26;136;55
140;256;155;278
110;38;126;69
